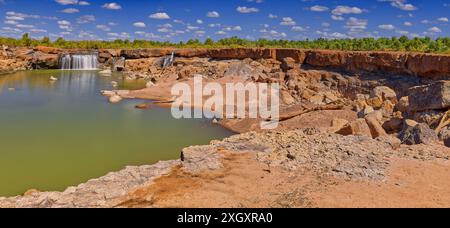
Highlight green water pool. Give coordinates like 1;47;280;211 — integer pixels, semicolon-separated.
0;70;233;197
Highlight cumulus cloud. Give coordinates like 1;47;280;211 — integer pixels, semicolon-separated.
77;15;95;24
332;6;364;15
280;17;296;26
292;26;306;32
102;3;121;10
236;6;259;13
345;17;368;33
310;5;329;12
207;11;220;18
61;8;79;13
428;26;442;33
150;12;170;20
378;24;396;30
404;21;413;26
133;22;146;28
379;0;417;11
55;0;90;6
268;13;277;19
55;0;78;5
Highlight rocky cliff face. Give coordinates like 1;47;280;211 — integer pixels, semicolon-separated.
1;47;450;80
99;48;450;80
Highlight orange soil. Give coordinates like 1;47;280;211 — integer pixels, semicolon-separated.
116;152;450;208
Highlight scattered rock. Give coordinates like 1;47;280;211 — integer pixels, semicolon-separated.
323;92;339;104
109;95;122;104
145;81;155;88
370;86;397;103
330;118;349;133
367;97;384;109
280;90;296;105
395;96;409;113
101;90;116;97
399;123;439;145
365;113;387;138
358;105;374;118
49;76;58;81
280;57;297;72
408;80;450;112
8;87;15;91
111;81;118;87
404;119;419;129
23;189;40;196
413;110;445;129
382;118;403;134
308;94;324;105
439;126;450;147
336;119;372;138
135;103;151;109
99;69;112;76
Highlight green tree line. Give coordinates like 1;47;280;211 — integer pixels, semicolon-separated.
2;34;450;54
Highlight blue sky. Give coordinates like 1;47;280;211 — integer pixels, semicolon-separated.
0;0;449;41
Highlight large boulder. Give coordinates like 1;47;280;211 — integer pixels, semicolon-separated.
399;123;439;145
280;57;297;72
370;86;397;104
364;112;387;138
408;81;450;112
439;126;450;147
336;119;372;138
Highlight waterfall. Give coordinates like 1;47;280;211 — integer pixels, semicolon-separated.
60;54;99;70
161;52;175;68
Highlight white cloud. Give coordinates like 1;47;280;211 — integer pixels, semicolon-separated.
292;26;306;32
149;12;170;20
77;15;95;24
207;11;220;18
61;8;79;13
157;28;170;33
428;26;442;33
268;13;277;19
78;1;90;6
332;6;364;15
58;20;72;30
55;0;78;5
280;17;296;26
4;20;18;25
404;21;413;26
237;6;259;13
438;17;449;22
16;24;34;29
133;22;146;28
379;0;417;11
345;17;368;33
102;3;121;10
55;0;90;6
310;5;329;12
378;24;396;30
196;19;203;24
30;29;47;33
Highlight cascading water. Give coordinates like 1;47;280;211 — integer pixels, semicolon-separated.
60;54;99;70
